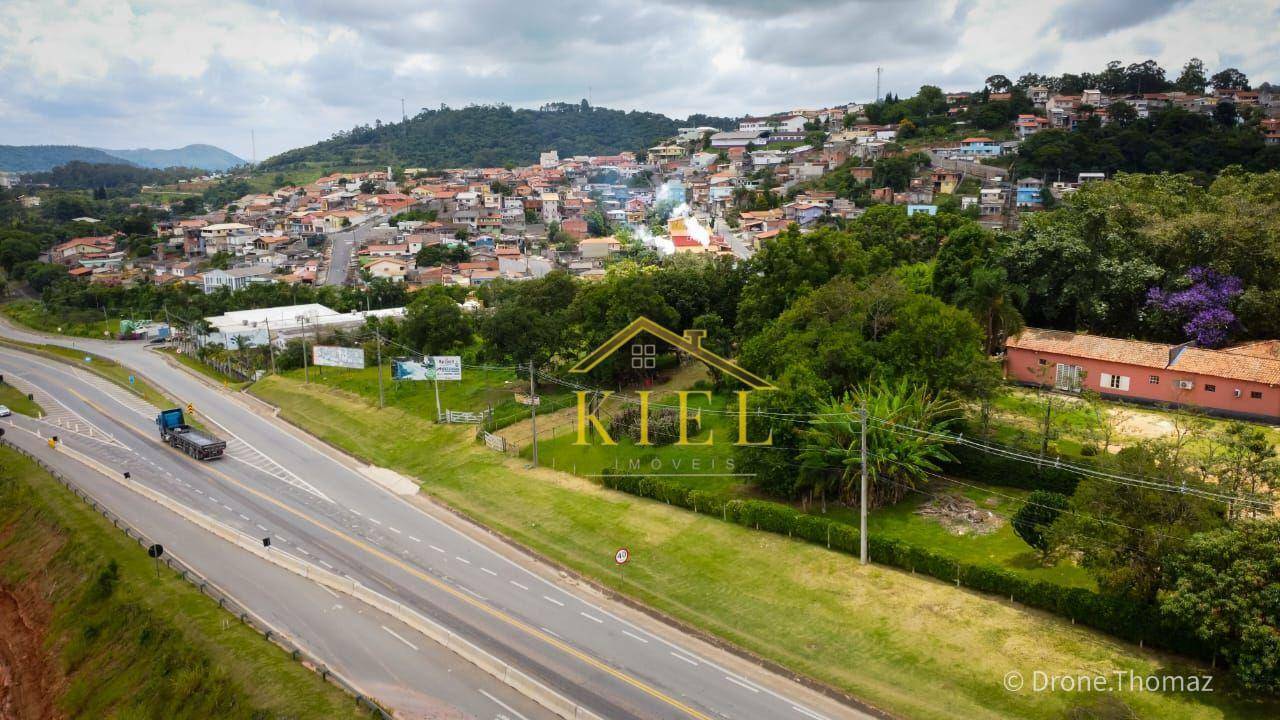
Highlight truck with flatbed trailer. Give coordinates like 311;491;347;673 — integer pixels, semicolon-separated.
155;408;226;460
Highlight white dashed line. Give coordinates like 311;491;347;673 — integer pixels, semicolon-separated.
381;625;418;651
579;612;603;624
238;513;250;521
725;675;761;693
539;626;561;639
622;630;649;644
480;567;498;576
509;580;529;591
429;545;446;553
388;526;402;534
256;524;268;532
319;560;335;570
368;517;382;526
792;705;828;720
408;535;421;543
297;548;310;556
478;689;530;720
670;652;699;666
543;596;565;607
455;556;471;564
460;586;486;600
349;509;362;516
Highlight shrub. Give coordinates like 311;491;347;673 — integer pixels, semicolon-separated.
1011;490;1070;553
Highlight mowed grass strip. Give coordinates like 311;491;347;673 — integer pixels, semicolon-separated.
0;445;370;720
253;374;1273;720
0;380;43;416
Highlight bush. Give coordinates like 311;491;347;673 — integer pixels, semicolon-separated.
942;442;1081;494
599;469;1208;660
1011;490;1070;553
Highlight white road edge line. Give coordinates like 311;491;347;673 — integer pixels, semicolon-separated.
478;689;531;720
380;625;419;651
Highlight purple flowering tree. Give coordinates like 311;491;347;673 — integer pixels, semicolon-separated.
1146;267;1243;348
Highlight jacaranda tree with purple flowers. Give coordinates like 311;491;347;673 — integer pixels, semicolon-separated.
1146;267;1243;347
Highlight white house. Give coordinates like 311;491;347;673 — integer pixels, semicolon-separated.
202;265;276;294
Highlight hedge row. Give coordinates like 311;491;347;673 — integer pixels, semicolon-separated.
600;470;1207;660
941;443;1082;495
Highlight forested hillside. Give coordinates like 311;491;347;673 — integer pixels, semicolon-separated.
260;103;734;170
0;144;244;172
0;145;128;172
101;144;244;171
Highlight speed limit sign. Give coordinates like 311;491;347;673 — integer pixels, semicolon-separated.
614;548;630;565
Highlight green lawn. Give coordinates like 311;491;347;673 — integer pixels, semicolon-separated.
251;374;1271;720
0;380;43;416
0;445;370;719
2;300;117;339
165;349;252;390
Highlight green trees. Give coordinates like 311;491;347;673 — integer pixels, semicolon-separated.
735;225;870;337
1175;58;1209;94
1049;444;1224;603
400;286;472;355
798;379;959;509
414;243;468;267
1010;490;1069;555
950;265;1025;356
1160;520;1280;693
477;272;578;365
741;275;994;399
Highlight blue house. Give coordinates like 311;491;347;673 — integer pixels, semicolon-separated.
956;137;1003;158
907;204;938;217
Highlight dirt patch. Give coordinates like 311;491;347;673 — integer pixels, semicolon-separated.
915;493;1005;536
0;583;61;720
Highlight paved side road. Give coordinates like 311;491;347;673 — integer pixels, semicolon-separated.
324;215;382;285
0;322;879;720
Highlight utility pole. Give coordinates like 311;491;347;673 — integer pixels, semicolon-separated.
860;404;869;565
299;316;310;383
432;360;442;421
251;129;257;166
401;97;407;123
264;318;277;375
529;360;538;467
875;66;882;103
366;294;384;409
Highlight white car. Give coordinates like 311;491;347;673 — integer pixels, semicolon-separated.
0;405;10;417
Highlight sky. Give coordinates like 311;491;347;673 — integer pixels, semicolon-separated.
1;0;1277;160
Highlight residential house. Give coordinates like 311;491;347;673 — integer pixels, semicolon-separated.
1006;328;1280;421
365;257;408;282
201;265;276;294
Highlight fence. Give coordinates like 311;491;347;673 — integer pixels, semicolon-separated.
443;409;488;424
1;440;392;719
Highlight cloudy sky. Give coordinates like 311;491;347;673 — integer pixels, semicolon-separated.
2;0;1277;160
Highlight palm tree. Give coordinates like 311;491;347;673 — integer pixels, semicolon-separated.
953;265;1027;355
799;379;959;509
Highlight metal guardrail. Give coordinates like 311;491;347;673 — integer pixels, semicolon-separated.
1;440;392;720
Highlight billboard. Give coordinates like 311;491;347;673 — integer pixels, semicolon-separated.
391;356;462;381
312;345;365;369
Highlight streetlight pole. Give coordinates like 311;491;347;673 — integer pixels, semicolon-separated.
298;316;310;383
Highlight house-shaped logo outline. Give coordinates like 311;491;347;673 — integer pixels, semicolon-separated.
568;317;775;390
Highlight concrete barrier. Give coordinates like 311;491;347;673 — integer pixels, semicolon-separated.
49;440;604;720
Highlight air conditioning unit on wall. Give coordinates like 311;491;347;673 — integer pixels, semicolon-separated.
1176;380;1194;390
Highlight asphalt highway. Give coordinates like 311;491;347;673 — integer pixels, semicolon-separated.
0;322;874;720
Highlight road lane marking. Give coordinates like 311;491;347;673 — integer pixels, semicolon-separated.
792;706;827;720
580;612;603;624
622;630;649;644
388;526;402;534
381;625;419;651
408;535;421;542
509;580;529;591
455;556;471;564
478;689;531;720
319;560;335;570
725;676;760;693
481;567;498;576
539;626;561;639
138;429;718;720
460;586;486;600
429;544;446;553
256;524;268;532
670;652;699;666
368;517;382;525
238;513;250;521
350;509;362;516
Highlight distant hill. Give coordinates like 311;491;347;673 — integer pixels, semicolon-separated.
260;103;736;170
102;144;244;171
0;143;244;173
0;145;129;172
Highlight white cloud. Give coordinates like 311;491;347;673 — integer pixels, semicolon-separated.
0;0;1276;158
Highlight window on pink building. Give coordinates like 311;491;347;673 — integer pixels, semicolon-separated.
1149;375;1160;384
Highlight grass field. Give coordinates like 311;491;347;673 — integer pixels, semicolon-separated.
0;445;370;719
251;374;1272;720
0;380;43;416
1;300;117;339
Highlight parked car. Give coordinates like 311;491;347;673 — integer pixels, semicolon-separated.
0;405;10;417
